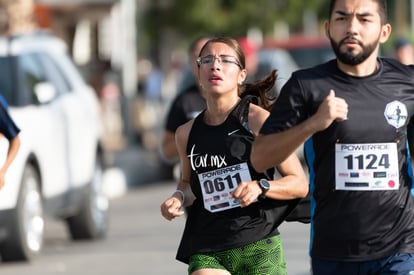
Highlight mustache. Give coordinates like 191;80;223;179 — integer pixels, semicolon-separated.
339;36;363;47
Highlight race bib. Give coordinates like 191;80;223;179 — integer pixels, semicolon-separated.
335;143;399;191
198;162;252;213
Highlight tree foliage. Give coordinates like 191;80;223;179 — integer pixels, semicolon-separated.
142;0;327;50
139;0;408;67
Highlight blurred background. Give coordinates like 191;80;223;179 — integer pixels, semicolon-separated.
4;0;410;157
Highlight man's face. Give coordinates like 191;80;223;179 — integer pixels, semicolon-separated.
326;0;385;65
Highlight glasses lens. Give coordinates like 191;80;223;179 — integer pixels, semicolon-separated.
220;55;239;65
203;56;214;64
198;55;242;68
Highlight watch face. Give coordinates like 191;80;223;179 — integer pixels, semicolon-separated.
260;179;270;189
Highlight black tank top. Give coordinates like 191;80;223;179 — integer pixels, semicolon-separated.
176;96;299;263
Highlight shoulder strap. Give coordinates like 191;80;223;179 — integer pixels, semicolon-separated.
231;96;275;179
231;95;258;133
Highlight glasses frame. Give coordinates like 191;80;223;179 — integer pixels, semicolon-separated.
196;54;243;69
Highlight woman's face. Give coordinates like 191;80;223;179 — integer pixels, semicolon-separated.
197;42;246;98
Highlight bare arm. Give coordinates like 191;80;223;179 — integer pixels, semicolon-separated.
0;135;20;189
268;152;308;199
161;130;178;161
160;120;195;221
232;104;308;206
233;150;309;207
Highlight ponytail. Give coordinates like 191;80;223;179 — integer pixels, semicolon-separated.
240;69;278;111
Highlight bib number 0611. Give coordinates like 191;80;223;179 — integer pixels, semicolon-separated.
203;173;242;194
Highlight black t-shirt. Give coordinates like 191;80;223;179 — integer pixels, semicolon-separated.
261;58;414;261
165;84;206;133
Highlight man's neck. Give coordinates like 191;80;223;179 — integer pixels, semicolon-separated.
336;56;379;77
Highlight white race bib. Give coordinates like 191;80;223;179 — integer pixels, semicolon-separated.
335;143;399;191
198;162;252;213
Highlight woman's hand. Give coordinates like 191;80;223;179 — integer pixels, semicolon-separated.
160;196;185;221
231;181;261;207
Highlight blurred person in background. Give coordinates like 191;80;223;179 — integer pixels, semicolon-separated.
145;60;164;102
0;95;20;189
394;37;414;65
161;36;210;161
160;37;308;275
252;0;414;274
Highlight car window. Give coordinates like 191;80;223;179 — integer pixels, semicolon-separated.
38;52;72;94
19;53;48;105
0;52;73;106
0;56;16;104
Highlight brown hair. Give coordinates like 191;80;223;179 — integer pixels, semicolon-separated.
199;37;277;111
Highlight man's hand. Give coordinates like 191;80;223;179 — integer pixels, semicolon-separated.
311;89;348;132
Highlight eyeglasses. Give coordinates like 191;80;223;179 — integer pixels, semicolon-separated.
196;55;243;69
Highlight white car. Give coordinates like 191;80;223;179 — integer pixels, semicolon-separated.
0;31;109;261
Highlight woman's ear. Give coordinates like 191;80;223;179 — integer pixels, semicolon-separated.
238;69;247;85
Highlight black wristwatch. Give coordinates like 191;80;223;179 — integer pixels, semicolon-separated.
258;179;270;199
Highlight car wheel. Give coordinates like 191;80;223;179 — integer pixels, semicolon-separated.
66;156;109;239
0;165;43;262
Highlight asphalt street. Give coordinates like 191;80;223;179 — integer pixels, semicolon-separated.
107;142;311;274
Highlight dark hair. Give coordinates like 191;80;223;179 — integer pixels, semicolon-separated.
199;37;277;111
242;71;277;111
328;0;387;24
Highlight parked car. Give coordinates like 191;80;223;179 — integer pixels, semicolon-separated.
262;35;335;69
0;30;109;261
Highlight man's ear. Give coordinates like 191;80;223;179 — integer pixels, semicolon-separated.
324;20;330;39
379;23;392;44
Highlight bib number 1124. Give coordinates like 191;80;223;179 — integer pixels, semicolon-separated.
343;153;390;170
335;143;399;191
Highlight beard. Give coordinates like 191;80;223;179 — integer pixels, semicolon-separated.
329;34;379;65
